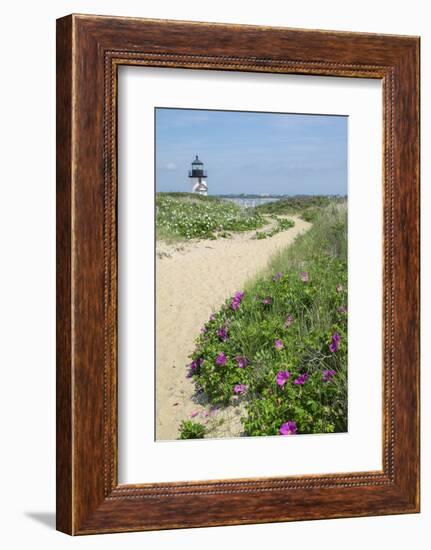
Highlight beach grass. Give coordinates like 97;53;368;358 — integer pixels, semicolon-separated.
185;200;348;437
255;195;346;223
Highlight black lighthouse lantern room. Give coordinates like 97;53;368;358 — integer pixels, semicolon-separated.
188;155;207;179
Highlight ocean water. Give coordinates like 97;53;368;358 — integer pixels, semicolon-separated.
221;197;280;209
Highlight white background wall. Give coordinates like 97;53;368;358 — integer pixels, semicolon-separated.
0;1;428;548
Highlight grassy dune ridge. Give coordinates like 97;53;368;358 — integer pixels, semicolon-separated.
183;200;348;438
255;194;346;224
156;192;266;240
254;194;345;215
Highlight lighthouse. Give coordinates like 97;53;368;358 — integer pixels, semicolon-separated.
188;155;208;195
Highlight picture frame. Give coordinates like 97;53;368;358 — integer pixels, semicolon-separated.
56;14;420;535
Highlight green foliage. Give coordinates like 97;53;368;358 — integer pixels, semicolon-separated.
186;201;348;437
255;195;345;216
156;193;265;240
179;420;207;439
253;217;295;239
300;207;321;223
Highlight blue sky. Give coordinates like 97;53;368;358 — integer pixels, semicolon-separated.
155;108;347;195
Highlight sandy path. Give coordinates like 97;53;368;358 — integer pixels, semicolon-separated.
156;216;311;440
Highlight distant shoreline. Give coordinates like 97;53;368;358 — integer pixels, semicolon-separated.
217;194;347;200
157;191;347;200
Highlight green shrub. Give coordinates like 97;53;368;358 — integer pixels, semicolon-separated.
179;420;207;439
253;217;295;239
156;193;265;240
300;207;320;223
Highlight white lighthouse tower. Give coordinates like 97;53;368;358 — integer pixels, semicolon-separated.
188;155;208;195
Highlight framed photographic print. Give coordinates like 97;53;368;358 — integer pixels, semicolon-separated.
56;14;420;535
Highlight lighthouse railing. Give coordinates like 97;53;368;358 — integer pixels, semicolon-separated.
188;169;207;178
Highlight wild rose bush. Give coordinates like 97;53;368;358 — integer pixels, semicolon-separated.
156;193;265;240
186;203;348;437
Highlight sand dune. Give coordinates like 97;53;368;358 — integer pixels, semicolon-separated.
156;216;312;440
